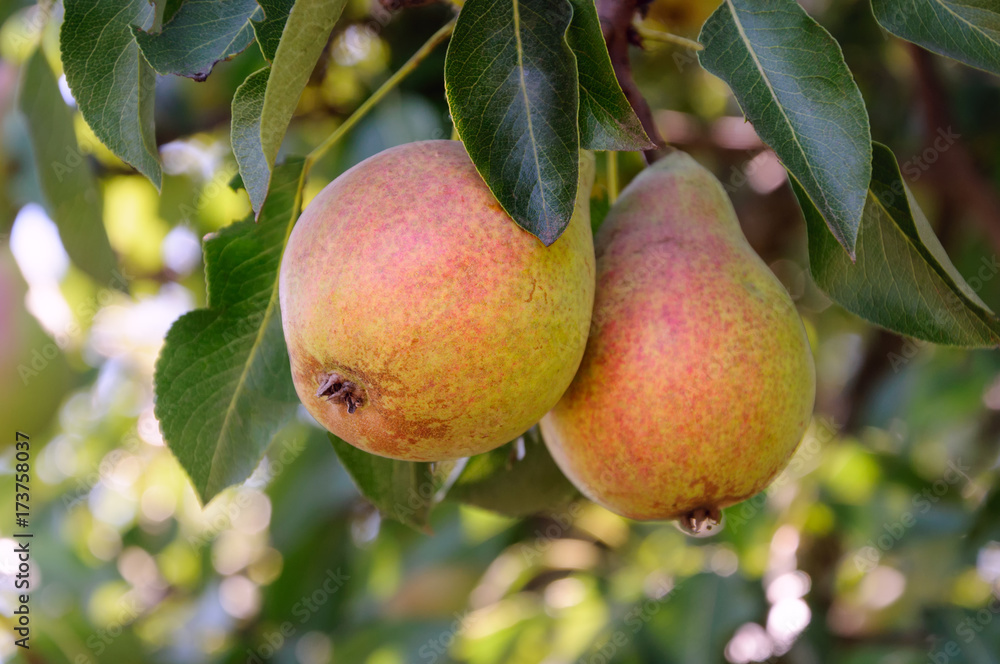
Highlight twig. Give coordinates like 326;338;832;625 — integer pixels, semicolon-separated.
379;0;441;9
304;19;456;172
635;24;703;51
607;150;619;202
841;330;903;433
379;0;463;9
597;0;666;163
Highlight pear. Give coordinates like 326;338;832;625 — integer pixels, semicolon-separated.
279;140;595;461
540;150;815;528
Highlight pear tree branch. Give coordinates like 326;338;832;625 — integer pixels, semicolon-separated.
910;44;1000;256
636;24;703;51
596;0;666;163
379;0;438;7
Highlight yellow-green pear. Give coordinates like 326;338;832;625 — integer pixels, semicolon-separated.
540;150;815;528
279;140;595;461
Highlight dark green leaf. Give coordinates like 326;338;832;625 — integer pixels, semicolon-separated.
873;0;1000;77
253;0;295;62
163;0;185;22
566;0;653;151
154;160;306;503
61;0;162;188
794;142;1000;347
445;0;579;246
699;0;871;256
133;0;262;81
328;435;437;533
231;0;348;215
18;49;120;289
448;429;579;517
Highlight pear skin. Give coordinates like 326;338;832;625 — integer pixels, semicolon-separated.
540;150;815;524
279;141;595;461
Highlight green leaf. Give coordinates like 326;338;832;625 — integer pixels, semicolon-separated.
448;428;579;517
163;0;185;22
231;0;348;215
699;0;871;257
61;0;162;188
873;0;1000;77
445;0;580;246
253;0;295;62
133;0;262;81
231;67;271;211
154;160;306;503
566;0;653;151
328;435;437;533
18;49;120;288
794;142;1000;347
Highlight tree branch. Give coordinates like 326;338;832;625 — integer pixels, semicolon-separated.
378;0;442;9
910;44;1000;256
597;0;666;163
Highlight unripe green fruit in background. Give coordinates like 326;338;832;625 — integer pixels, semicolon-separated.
541;151;815;529
279;140;595;461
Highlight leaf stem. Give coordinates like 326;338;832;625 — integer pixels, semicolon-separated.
304;18;456;172
607;151;619;203
636;25;704;51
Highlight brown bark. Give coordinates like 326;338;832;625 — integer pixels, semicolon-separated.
378;0;442;10
910;44;1000;256
596;0;666;163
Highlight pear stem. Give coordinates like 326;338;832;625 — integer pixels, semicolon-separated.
304;18;457;173
635;25;704;51
607;151;620;203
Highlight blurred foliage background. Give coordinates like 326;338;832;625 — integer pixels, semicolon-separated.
2;0;1000;662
